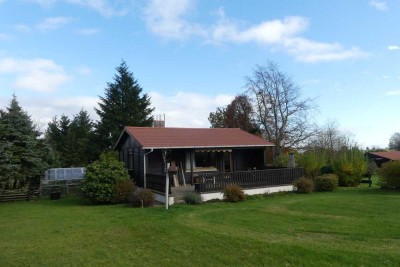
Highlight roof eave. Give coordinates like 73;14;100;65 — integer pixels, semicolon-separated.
142;144;274;150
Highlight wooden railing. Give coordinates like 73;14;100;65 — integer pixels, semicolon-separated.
146;174;171;194
195;168;304;193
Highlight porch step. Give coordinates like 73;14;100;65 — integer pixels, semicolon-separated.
171;185;195;204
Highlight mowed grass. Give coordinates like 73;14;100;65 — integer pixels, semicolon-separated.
1;182;399;266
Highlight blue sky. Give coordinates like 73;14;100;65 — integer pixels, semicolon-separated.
0;0;399;148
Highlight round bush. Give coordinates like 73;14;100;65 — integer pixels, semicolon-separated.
223;184;246;202
378;161;400;189
130;188;155;207
293;177;314;194
81;152;130;204
314;174;338;192
183;192;203;205
112;179;136;204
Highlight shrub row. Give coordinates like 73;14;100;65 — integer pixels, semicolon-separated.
293;174;338;193
378;161;400;189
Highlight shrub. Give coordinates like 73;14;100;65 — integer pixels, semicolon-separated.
378;161;400;189
223;184;246;202
293;177;314;194
332;149;367;187
112;179;136;204
314;174;338;192
297;150;325;178
183;192;203;205
81;152;130;204
130;188;155;207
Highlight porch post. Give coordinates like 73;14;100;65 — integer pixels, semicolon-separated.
190;150;193;182
230;151;233;172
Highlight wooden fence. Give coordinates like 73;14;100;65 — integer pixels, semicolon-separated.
195;168;304;193
0;188;40;202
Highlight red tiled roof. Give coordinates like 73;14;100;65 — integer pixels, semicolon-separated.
368;151;400;161
123;127;274;149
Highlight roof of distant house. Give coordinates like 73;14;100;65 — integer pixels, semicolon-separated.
368;151;400;161
117;127;274;149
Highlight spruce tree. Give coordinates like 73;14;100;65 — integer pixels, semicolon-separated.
46;110;97;167
0;95;45;189
95;60;154;150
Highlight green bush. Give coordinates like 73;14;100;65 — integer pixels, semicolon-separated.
112;179;136;204
293;177;314;194
130;189;155;207
223;184;246;202
332;149;367;187
183;192;203;205
81;152;130;204
378;161;400;189
314;174;338;192
297;150;325;178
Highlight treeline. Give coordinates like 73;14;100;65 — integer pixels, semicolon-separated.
0;60;153;190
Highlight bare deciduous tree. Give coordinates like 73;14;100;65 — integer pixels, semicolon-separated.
246;61;317;161
306;120;358;162
389;132;400;150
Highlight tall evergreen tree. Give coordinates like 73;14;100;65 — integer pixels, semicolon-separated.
96;60;154;150
0;95;46;189
0;122;15;190
64;109;97;166
46;110;97;167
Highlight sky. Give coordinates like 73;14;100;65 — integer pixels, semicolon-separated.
0;0;399;149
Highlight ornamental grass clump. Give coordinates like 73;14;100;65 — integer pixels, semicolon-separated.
293;177;314;194
223;184;246;202
314;174;338;192
378;161;400;189
112;179;136;204
130;188;155;208
183;192;203;205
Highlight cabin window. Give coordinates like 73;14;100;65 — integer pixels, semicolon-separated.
195;152;216;168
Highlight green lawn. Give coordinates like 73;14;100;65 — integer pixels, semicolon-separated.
1;181;399;266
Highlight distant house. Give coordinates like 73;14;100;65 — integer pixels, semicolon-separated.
367;151;400;167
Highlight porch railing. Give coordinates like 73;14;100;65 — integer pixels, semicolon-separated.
195;168;304;193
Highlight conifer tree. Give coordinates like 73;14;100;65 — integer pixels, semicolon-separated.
95;60;154;150
0;95;45;189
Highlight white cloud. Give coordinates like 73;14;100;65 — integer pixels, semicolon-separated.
0;33;11;40
388;45;400;50
36;16;73;32
24;0;55;6
149;91;233;127
15;24;33;33
386;90;400;96
76;28;100;35
144;3;366;63
66;0;129;17
144;0;206;40
0;57;70;92
369;0;388;11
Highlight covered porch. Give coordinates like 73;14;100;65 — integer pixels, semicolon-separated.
143;146;270;187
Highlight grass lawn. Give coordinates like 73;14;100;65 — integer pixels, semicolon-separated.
1;179;399;266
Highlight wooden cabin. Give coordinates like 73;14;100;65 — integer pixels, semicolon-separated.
114;127;274;187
